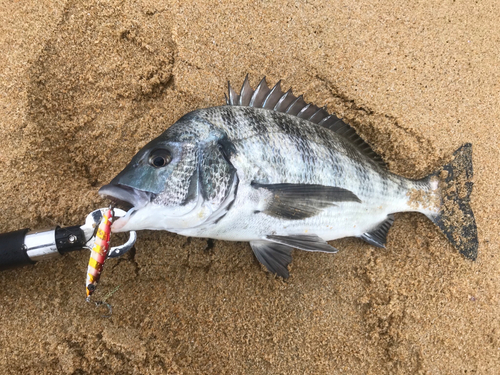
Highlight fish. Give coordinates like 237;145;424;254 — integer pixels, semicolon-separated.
98;76;478;278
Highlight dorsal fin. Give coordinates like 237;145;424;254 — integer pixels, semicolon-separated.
226;75;386;168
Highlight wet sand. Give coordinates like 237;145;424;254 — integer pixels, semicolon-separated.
1;0;499;373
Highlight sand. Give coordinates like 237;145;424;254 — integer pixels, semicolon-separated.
0;0;499;373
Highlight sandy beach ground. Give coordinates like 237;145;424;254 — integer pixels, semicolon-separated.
1;0;499;373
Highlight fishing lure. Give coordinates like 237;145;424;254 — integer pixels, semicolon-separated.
86;207;113;301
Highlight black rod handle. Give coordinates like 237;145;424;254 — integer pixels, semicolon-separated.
0;228;33;270
0;226;86;270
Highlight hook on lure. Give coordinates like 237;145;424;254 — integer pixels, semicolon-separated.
93;286;121;317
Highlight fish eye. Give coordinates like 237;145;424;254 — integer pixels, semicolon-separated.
149;149;172;168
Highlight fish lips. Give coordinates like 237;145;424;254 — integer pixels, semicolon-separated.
98;183;155;210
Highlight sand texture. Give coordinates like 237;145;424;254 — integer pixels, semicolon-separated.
1;0;499;374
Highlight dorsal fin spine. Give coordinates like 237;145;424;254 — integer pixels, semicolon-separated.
307;107;324;122
249;77;270;107
274;89;294;112
239;75;253;106
227;81;238;105
297;103;311;117
285;95;304;115
318;115;334;127
262;81;282;109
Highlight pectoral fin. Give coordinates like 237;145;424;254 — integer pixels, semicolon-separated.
250;240;293;278
252;182;361;220
265;234;338;253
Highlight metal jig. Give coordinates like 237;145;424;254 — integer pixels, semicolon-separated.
85;206;114;301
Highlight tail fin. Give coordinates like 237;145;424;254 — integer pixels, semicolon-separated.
427;143;478;260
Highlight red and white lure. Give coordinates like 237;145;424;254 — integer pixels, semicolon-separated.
85;207;113;301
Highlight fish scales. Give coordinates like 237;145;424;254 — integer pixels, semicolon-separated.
99;77;478;277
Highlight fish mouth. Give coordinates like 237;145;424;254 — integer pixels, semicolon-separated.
98;184;156;231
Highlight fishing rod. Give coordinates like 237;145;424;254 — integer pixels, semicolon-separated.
0;207;136;298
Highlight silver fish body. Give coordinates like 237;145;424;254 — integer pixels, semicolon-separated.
99;77;477;277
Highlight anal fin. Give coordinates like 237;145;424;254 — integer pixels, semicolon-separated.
359;214;395;248
250;240;293;278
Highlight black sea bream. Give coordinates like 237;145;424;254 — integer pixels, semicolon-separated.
99;77;478;277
